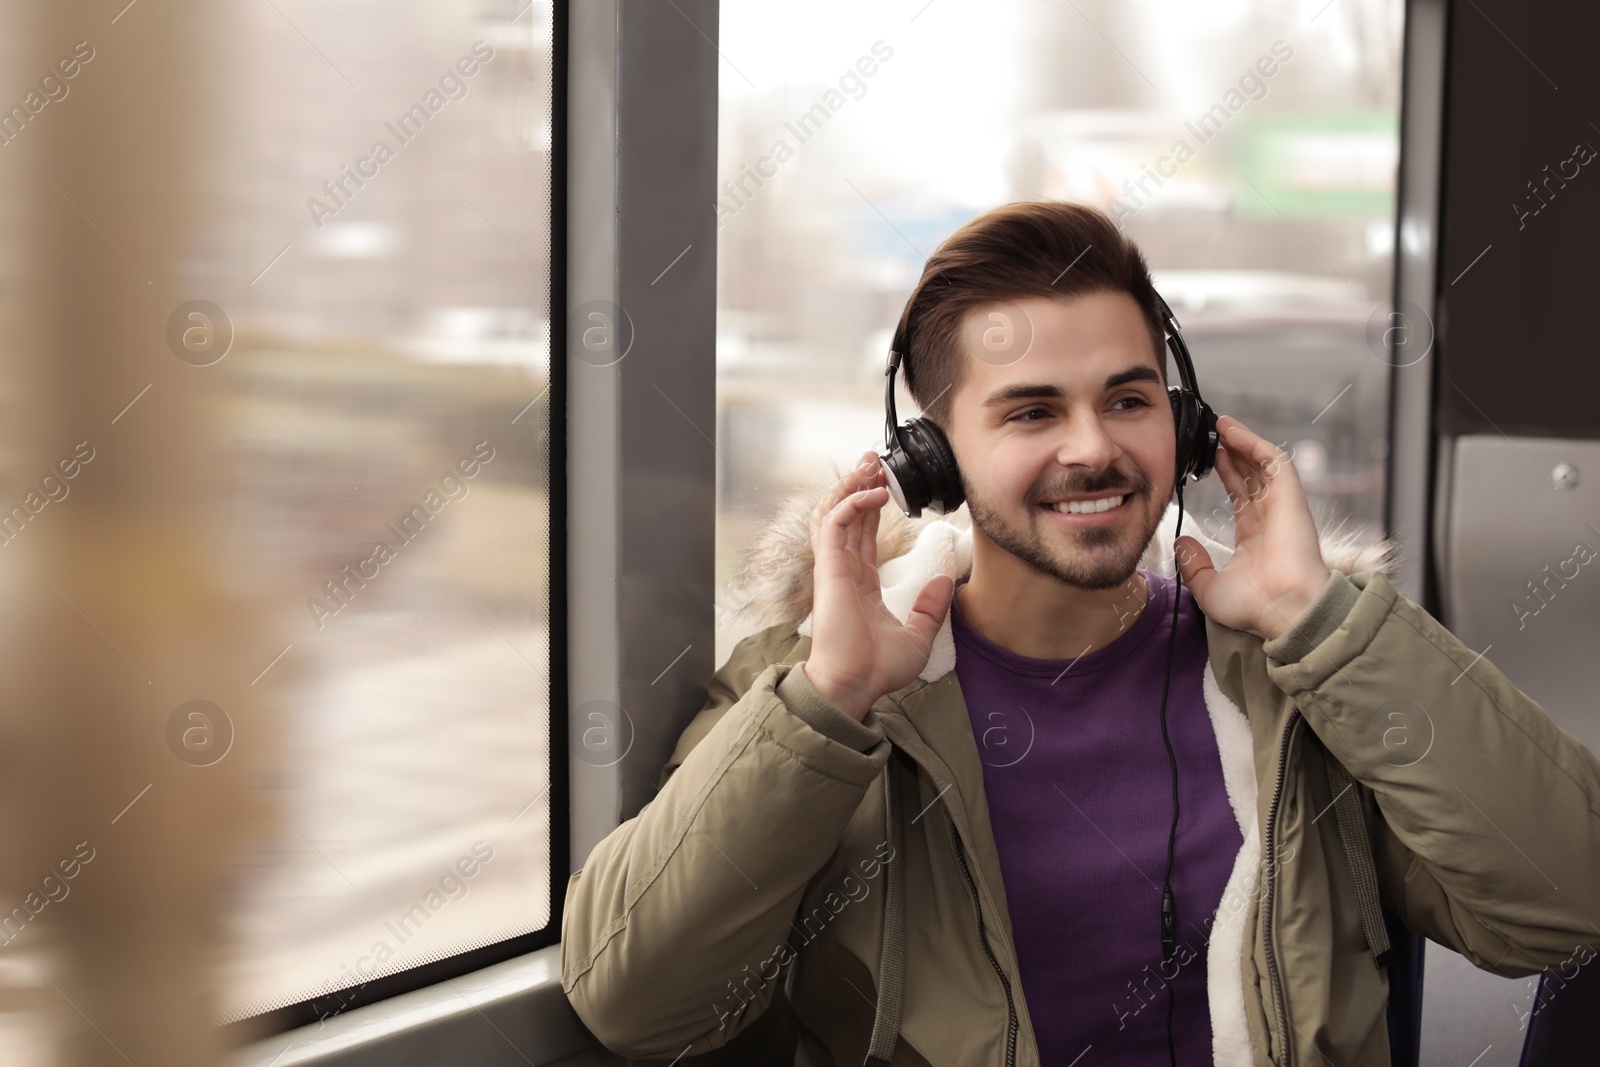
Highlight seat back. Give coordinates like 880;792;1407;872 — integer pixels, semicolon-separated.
1517;949;1600;1067
1383;906;1426;1067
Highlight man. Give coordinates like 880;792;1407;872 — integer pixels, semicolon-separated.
561;201;1600;1065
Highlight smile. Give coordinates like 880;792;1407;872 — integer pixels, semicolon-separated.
1042;494;1127;515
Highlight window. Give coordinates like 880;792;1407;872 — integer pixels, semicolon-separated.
0;0;559;1050
714;0;1404;667
212;0;559;1027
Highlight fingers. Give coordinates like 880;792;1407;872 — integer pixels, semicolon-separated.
813;450;884;537
1213;440;1248;506
1218;417;1296;490
847;455;885;561
818;484;888;562
1174;534;1213;581
1215;442;1269;543
903;574;955;651
1212;421;1272;501
1217;416;1302;510
1173;535;1217;601
860;483;882;567
813;453;871;529
1217;415;1289;470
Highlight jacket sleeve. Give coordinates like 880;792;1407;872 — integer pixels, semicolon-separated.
560;626;892;1057
1262;569;1600;977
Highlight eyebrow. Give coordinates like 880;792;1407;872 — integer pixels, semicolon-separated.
980;365;1163;408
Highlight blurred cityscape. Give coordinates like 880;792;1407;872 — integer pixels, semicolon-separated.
0;0;555;1047
200;0;556;1026
714;0;1404;666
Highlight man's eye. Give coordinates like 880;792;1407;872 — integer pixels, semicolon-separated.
1010;398;1148;423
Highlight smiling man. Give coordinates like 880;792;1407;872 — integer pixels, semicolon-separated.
562;201;1600;1067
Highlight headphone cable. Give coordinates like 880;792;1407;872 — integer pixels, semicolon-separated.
1159;483;1185;1067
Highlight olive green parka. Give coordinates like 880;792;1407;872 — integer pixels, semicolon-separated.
563;489;1600;1066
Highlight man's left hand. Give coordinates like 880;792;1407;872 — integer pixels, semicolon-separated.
1174;414;1332;641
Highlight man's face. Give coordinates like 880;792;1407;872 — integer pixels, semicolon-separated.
946;290;1175;591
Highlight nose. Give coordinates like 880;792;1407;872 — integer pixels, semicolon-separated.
1052;403;1122;475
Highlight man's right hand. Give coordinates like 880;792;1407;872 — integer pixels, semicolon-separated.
801;449;956;723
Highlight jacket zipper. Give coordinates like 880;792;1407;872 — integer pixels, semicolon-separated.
950;821;1019;1067
1261;709;1302;1067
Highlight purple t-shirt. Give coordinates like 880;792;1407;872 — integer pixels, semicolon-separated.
951;570;1242;1065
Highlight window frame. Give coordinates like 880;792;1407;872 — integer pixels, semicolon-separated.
1391;0;1449;609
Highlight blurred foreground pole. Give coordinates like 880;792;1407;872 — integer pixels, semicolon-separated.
1;1;276;1063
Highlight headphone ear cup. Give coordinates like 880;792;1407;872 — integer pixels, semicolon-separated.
1168;387;1219;486
1190;398;1219;482
1169;387;1196;484
884;417;964;517
883;423;929;517
912;418;965;515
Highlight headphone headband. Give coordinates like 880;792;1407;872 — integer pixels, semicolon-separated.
884;343;904;461
1152;290;1201;397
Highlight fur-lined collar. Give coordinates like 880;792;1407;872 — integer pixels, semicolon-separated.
724;465;1400;679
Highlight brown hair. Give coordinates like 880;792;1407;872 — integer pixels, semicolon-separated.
893;200;1167;430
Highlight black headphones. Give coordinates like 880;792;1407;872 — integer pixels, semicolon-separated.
877;289;1218;518
875;286;1218;1067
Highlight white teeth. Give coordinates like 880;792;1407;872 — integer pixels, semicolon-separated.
1046;494;1125;515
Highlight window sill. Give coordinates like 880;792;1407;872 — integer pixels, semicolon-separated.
229;944;620;1067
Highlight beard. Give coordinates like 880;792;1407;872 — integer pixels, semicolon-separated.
962;465;1165;591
